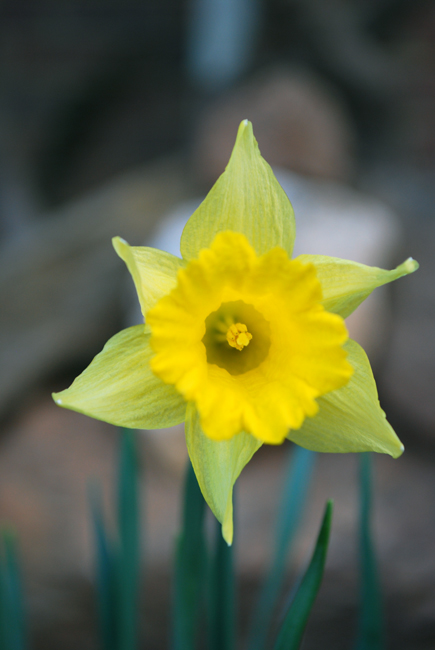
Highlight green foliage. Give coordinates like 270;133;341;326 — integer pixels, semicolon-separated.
118;430;140;650
0;531;27;650
273;501;333;650
172;463;207;650
248;446;316;650
90;484;117;650
0;434;388;650
174;452;326;650
207;519;235;650
90;428;140;650
355;453;385;650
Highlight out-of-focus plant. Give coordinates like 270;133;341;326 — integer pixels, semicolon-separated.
248;447;316;650
273;500;333;650
0;431;391;650
0;530;27;650
88;430;327;650
90;435;391;650
355;453;385;650
90;429;140;650
90;430;334;650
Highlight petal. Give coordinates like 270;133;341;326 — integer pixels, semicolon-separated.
185;403;262;545
53;325;186;429
287;339;403;458
113;237;185;317
180;120;296;260
296;254;418;318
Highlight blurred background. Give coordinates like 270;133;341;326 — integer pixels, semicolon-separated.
0;0;434;648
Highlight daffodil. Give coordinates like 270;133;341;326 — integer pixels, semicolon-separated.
53;120;418;544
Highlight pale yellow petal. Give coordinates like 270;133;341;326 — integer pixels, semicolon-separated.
288;339;403;458
180;120;296;260
296;254;418;318
185;404;262;544
53;325;186;429
113;236;185;317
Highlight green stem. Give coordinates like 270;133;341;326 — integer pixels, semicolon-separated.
355;453;385;650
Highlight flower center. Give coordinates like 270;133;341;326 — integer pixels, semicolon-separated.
202;300;271;375
226;323;252;351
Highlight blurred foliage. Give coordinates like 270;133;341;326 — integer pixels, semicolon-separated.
0;432;387;650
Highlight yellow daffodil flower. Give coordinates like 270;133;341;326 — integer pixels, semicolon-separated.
53;120;418;544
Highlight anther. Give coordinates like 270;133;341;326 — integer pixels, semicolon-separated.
226;323;253;351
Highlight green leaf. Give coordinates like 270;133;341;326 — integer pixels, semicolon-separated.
173;462;207;650
248;446;316;650
207;515;236;650
113;237;185;318
180;120;296;261
296;255;418;319
53;325;186;430
117;429;140;650
89;482;117;650
273;501;333;650
355;454;385;650
0;559;9;650
185;404;262;545
288;340;403;458
90;431;141;650
0;530;27;650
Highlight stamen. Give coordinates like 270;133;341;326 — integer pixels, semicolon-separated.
226;323;253;351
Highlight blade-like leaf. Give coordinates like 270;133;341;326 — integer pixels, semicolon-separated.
355;454;385;650
0;557;10;650
248;446;316;650
207;511;236;650
0;531;27;650
273;501;333;650
4;532;26;650
172;462;207;650
117;429;140;650
89;482;117;650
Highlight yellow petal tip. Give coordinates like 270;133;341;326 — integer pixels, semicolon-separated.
222;521;233;546
112;236;128;255
403;257;419;273
222;496;234;545
389;439;405;459
235;119;254;145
